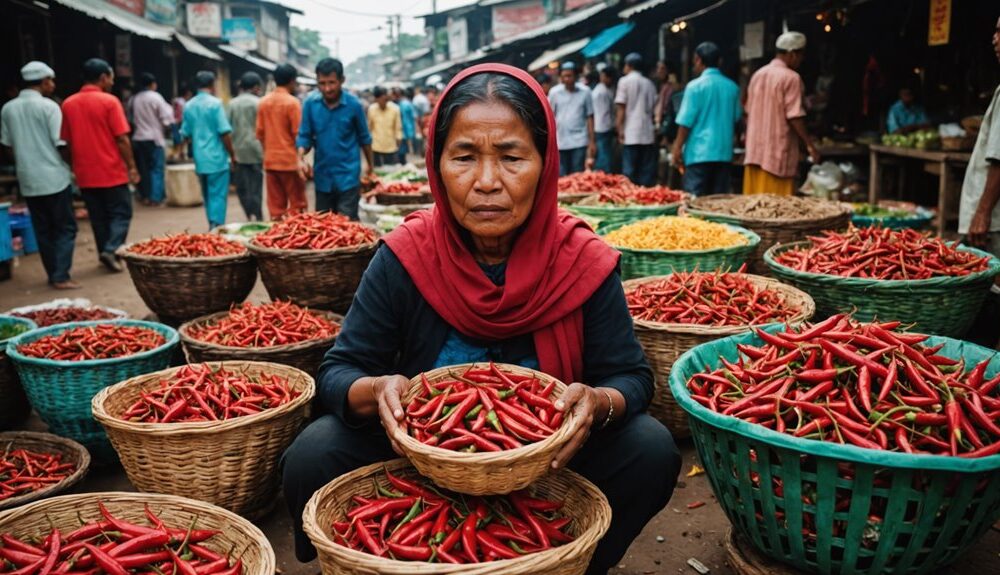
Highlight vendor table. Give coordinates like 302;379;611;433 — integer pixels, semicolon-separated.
867;144;972;236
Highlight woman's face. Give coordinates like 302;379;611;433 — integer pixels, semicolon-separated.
439;101;542;243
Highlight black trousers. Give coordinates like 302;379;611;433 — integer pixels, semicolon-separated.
80;185;132;256
24;186;77;283
282;412;681;574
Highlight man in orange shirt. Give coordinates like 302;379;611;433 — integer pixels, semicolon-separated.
256;64;304;218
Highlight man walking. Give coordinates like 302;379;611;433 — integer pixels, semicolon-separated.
743;32;820;196
548;62;595;176
398;88;417;164
591;65;617;174
61;58;138;273
616;53;659;186
1;61;78;288
367;86;401;167
180;70;235;229
671;42;741;196
227;71;264;221
129;73;173;206
257;64;304;219
297;58;374;219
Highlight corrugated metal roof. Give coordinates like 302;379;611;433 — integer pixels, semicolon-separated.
49;0;174;41
218;45;278;72
175;33;222;61
618;0;670;19
526;37;590;71
485;2;607;50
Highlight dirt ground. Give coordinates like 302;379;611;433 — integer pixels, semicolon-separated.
2;189;998;575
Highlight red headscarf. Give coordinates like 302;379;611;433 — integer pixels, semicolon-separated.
383;64;620;384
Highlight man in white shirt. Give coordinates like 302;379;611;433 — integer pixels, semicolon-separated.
0;61;78;289
548;62;595;175
615;53;658;186
129;73;174;206
591;65;617;173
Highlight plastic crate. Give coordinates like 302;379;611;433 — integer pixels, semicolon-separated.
9;212;37;255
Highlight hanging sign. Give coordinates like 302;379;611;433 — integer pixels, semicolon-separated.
928;0;950;46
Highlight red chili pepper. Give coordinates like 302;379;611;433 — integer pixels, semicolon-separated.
127;234;245;258
12;307;118;327
17;325;165;361
252;212;377;250
187;301;340;348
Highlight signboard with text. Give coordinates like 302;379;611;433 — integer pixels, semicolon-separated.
928;0;950;46
493;0;546;42
447;16;468;60
223;18;258;51
565;0;599;12
107;0;144;16
144;0;176;26
187;3;222;38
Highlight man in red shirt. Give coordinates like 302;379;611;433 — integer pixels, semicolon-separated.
61;58;139;272
256;63;304;218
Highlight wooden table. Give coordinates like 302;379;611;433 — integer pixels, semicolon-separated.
868;144;972;235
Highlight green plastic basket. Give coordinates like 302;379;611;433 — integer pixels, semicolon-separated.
5;320;179;461
567;201;683;230
669;328;1000;575
1;315;37;430
601;221;760;280
851;208;934;230
764;241;1000;338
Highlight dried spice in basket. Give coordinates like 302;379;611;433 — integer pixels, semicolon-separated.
603;216;749;251
0;447;77;501
374;182;429;196
186;301;340;348
16;325;166;361
12;307;118;328
687;314;1000;456
403;363;563;451
593;186;686;206
127;234;246;257
332;468;575;562
119;364;300;422
690;194;845;220
252;212;377;250
557;171;633;194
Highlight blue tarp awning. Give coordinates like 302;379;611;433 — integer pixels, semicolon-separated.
581;22;635;58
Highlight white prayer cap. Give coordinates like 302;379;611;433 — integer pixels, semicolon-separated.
776;32;807;52
21;61;55;82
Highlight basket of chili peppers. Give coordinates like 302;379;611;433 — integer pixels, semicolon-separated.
0;315;36;430
568;186;688;230
117;233;257;323
391;363;576;496
248;212;380;314
178;301;342;377
764;226;1000;337
4;320;178;461
0;492;275;575
373;181;433;205
668;314;1000;575
91;362;314;519
302;458;611;575
7;299;128;327
623;271;814;437
0;431;89;511
556;171;633;205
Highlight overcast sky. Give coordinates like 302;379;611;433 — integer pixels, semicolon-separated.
284;0;474;65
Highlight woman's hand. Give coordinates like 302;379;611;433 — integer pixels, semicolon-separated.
372;375;411;455
550;383;602;470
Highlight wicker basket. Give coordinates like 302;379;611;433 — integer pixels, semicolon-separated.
0;315;36;430
303;458;612;575
688;195;851;275
623;275;815;438
6;299;128;326
764;241;1000;337
376;191;434;205
178;309;342;377
117;244;258;323
0;492;275;575
557;192;597;205
91;361;315;519
567;199;684;231
249;239;379;314
5;320;178;461
0;431;90;511
393;363;576;495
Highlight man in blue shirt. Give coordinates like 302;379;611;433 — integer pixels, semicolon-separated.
397;88;417;164
180;70;235;228
297;58;374;220
886;86;930;134
671;42;741;196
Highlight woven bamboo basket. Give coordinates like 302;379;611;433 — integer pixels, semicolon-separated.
557;192;597;205
688;195;851;275
623;275;815;438
249;238;379;314
178;309;342;377
302;458;612;575
567;199;685;230
376;191;434;205
0;315;36;430
117;244;258;323
91;361;314;519
0;431;90;511
0;492;275;575
393;363;576;495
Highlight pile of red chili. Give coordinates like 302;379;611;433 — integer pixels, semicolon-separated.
374;182;428;195
773;226;992;280
12;307;118;327
127;234;246;258
557;171;633;194
186;301;339;348
252;212;377;250
0;448;76;502
332;468;574;562
16;325;166;361
0;502;241;575
120;364;299;423
687;314;1000;457
626;270;800;326
596;186;686;206
403;364;563;452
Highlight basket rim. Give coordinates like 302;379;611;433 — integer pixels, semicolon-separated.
622;273;816;334
5;302;129;324
850;207;935;226
0;315;37;345
247;226;380;255
667;325;1000;472
570;200;686;213
686;195;853;225
600;221;761;255
91;360;316;435
4;319;179;368
177;309;343;352
0;431;91;512
392;363;577;463
763;240;1000;288
116;241;251;263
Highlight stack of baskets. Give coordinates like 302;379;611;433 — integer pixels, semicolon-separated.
0;315;36;430
92;361;314;518
0;431;90;511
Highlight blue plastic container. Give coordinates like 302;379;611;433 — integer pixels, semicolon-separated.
9;211;37;255
0;203;12;262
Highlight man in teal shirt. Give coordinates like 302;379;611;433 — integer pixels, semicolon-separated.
886;86;930;134
671;42;741;196
181;70;235;229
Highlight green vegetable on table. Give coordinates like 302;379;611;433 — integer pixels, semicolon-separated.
0;323;31;342
851;204;917;219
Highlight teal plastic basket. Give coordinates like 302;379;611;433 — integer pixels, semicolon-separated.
1;315;37;430
5;320;178;461
669;327;1000;575
851;207;934;230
